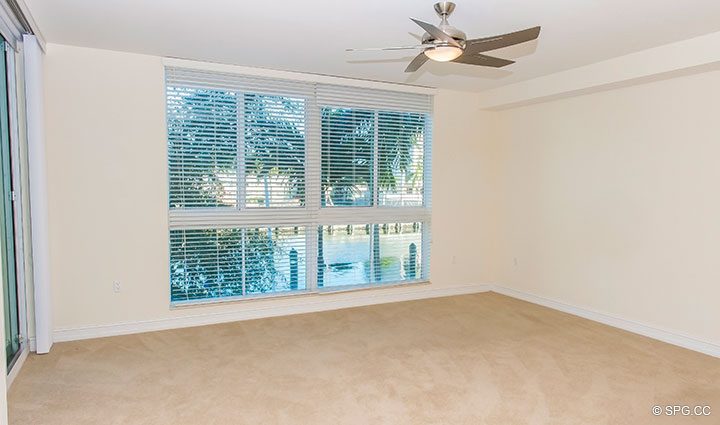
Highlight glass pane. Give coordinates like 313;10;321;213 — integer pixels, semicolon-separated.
318;224;371;287
321;108;374;207
170;228;243;301
375;222;422;283
0;41;20;366
167;87;238;208
317;222;423;288
245;227;306;294
244;94;306;208
170;226;306;302
378;112;425;207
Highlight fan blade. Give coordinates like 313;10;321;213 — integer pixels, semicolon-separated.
405;52;429;72
346;45;426;52
465;26;541;54
452;53;514;68
410;18;462;48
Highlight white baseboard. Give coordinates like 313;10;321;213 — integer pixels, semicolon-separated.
46;283;492;345
28;283;719;360
491;285;720;358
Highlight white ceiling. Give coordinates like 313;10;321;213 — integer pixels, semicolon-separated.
24;0;720;91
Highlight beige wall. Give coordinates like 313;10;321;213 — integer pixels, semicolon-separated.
432;86;501;286
494;69;720;346
44;42;718;350
43;44;497;332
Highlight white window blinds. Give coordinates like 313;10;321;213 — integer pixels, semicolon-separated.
166;66;432;304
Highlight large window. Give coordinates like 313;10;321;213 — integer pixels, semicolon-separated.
167;67;432;304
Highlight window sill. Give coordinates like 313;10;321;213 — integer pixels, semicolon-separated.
169;280;430;310
317;279;430;295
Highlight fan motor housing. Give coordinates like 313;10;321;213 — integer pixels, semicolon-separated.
423;2;466;46
421;25;466;46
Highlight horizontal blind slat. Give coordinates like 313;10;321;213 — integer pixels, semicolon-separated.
316;84;432;114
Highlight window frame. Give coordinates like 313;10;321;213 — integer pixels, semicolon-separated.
166;63;433;306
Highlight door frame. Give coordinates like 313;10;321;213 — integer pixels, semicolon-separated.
3;42;28;374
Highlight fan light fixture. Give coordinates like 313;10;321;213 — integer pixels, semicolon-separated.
423;45;463;62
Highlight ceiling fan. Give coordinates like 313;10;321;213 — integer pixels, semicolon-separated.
347;2;541;72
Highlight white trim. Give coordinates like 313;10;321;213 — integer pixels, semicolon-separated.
491;285;720;359
478;30;720;110
163;57;437;96
6;345;27;388
0;0;45;52
46;283;491;343
0;1;23;50
12;0;46;51
170;280;431;308
23;34;52;353
168;208;432;229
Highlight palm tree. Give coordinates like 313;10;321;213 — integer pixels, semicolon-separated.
318;107;425;285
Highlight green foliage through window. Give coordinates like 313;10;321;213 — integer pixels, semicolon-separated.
168;88;238;208
170;227;306;302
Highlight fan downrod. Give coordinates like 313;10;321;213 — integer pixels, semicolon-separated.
433;2;456;18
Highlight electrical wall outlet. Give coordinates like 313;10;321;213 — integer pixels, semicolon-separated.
113;281;121;293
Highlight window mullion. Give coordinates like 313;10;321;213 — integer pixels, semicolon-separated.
237;93;248;296
422;107;433;281
421;220;431;280
241;228;246;296
423;109;432;209
236;92;246;211
371;111;380;282
305;92;320;291
372;111;379;208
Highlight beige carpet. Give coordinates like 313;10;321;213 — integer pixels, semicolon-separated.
8;293;720;424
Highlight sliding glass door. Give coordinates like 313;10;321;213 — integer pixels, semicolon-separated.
0;39;20;367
